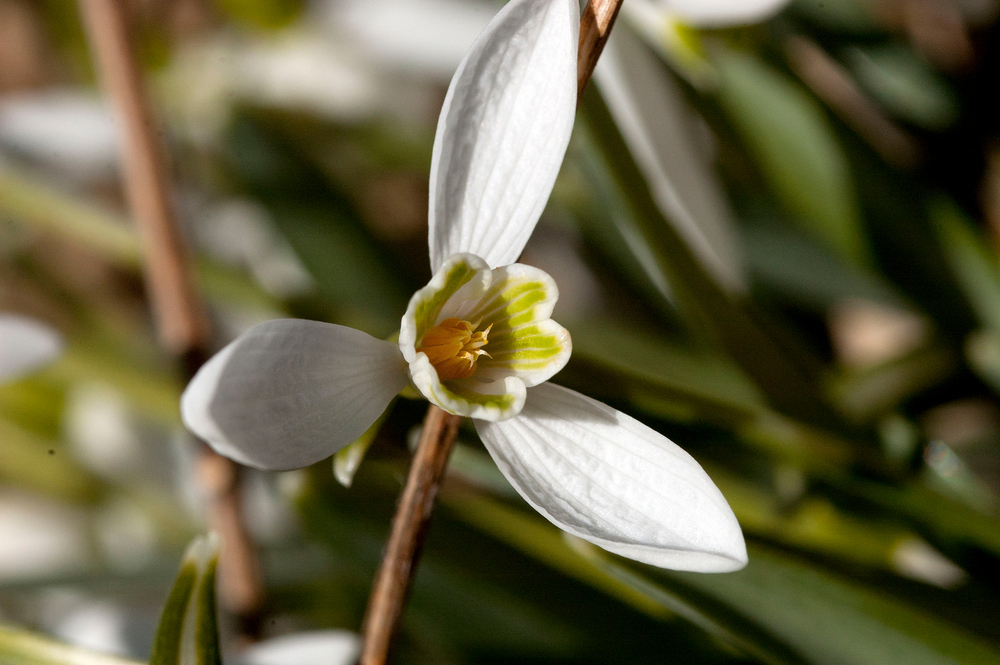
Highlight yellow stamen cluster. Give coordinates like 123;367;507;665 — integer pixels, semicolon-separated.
417;318;492;381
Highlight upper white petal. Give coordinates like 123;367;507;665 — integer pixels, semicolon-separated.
474;383;747;571
428;0;579;271
0;314;63;382
181;319;408;470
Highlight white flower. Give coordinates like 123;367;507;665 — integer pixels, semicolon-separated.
182;0;747;572
0;314;63;383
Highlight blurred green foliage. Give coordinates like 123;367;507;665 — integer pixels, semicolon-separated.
2;0;1000;662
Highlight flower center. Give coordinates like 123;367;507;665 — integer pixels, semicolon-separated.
417;318;492;381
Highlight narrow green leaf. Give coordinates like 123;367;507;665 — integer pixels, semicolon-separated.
333;401;393;488
0;624;141;665
150;534;222;665
743;223;909;311
0;164;280;312
579;87;839;427
845;44;959;130
930;198;1000;333
665;546;1000;665
714;49;869;266
447;489;1000;665
443;491;808;665
569;318;767;416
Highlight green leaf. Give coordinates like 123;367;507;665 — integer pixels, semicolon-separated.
569;318;767;417
828;345;955;423
665;546;1000;665
845;44;959;130
792;0;880;33
210;0;302;30
0;164;280;313
853;479;1000;560
150;534;222;665
447;490;1000;665
0;624;141;665
334;401;393;488
743;223;909;311
578;87;839;427
444;491;808;665
930;198;1000;333
0;418;100;502
714;49;869;266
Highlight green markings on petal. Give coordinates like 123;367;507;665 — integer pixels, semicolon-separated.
469;276;553;334
483;333;566;372
431;381;519;412
405;259;570;418
150;534;222;665
413;259;478;340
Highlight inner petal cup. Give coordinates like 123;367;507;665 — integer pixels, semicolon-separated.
400;254;571;421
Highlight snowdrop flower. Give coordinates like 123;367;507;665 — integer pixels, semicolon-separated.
0;314;63;383
182;0;747;572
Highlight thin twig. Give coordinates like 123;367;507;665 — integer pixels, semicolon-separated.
77;0;265;636
360;406;462;665
578;0;626;100
358;2;623;662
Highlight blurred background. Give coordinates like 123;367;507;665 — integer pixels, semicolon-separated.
2;0;1000;662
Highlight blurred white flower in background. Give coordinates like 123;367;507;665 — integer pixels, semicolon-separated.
238;630;360;665
0;490;89;581
0;89;118;182
326;0;495;78
0;313;62;383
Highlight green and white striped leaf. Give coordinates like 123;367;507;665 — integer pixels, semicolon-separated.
149;534;222;665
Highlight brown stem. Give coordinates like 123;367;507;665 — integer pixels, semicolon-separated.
77;0;265;636
360;406;462;664
578;0;626;100
358;3;622;663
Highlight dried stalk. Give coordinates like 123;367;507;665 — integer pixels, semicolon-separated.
360;406;463;664
77;0;265;636
358;1;624;662
578;0;626;100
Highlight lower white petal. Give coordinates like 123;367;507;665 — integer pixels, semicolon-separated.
181;319;408;470
474;383;747;572
0;314;63;382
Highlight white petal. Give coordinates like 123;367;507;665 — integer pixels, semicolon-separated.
475;383;747;571
0;314;63;382
181;319;408;470
661;0;789;27
240;630;360;665
594;27;746;293
428;0;579;271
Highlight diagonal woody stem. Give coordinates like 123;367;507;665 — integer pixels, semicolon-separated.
77;0;265;637
578;0;626;100
358;1;625;662
360;406;462;664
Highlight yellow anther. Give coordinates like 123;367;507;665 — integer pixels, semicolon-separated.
417;318;492;380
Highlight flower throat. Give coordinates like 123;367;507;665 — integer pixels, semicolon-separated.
417;318;492;380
